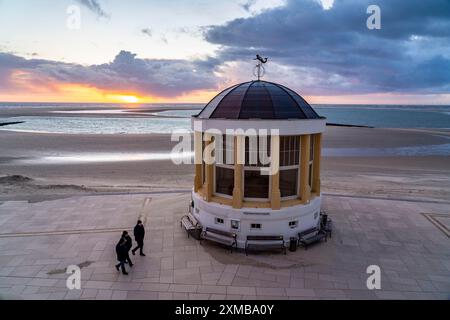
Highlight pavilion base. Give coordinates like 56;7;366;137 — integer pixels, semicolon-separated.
191;191;322;249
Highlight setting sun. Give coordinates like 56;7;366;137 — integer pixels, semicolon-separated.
119;95;139;103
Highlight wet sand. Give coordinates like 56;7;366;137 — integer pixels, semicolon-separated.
0;104;202;119
0;124;449;202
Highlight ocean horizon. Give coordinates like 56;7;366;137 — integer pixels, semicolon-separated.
1;103;450;135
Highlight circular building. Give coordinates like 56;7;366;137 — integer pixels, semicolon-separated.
191;80;326;249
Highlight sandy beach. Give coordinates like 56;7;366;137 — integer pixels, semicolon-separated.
2;0;450;304
1;108;450;300
1;115;449;203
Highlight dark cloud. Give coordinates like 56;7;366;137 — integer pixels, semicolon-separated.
141;28;153;38
2;0;449;99
241;0;257;13
205;0;450;95
0;51;220;97
75;0;110;18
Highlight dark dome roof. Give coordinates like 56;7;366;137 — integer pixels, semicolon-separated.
196;80;321;120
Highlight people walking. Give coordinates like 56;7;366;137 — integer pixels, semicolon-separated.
115;237;128;275
122;231;133;267
132;220;146;256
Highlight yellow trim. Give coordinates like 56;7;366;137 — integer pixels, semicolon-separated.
312;133;322;195
211;195;233;206
203;134;213;202
193;131;202;192
206;195;316;209
270;135;281;210
299;134;311;203
232;136;243;209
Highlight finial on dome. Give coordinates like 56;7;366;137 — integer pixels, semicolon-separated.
253;54;268;80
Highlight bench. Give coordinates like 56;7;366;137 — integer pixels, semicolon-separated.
200;227;237;252
180;213;202;239
245;235;286;255
298;227;326;250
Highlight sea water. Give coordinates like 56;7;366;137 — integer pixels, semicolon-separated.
1;103;449;157
1;103;450;134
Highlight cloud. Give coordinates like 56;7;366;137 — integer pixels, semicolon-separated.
241;0;257;12
0;51;220;98
2;0;449;101
141;28;153;38
204;0;450;95
75;0;110;18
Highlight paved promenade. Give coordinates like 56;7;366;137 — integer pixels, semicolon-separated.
0;192;448;300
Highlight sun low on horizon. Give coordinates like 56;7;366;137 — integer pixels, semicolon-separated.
0;81;216;104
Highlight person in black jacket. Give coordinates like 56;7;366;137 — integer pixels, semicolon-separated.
122;231;133;267
115;237;128;275
132;220;146;256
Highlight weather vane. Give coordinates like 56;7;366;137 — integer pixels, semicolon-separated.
253;54;268;80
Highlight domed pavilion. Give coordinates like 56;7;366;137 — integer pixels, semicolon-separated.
190;79;326;249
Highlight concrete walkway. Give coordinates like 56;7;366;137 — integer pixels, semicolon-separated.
0;192;448;300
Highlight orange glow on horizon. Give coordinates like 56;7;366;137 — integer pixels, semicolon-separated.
0;82;217;104
2;78;449;105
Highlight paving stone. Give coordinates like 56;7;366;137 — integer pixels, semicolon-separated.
375;290;407;299
189;293;210;300
126;291;158;300
0;193;448;300
256;287;286;296
81;288;98;299
168;284;198;293
285;288;316;297
158;292;173;300
84;280;114;290
226;286;256;296
96;289;113;300
111;290;128;300
197;284;227;295
314;289;347;299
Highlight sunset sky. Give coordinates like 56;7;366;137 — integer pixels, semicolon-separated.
0;0;449;104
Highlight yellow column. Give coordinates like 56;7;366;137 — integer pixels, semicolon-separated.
312;133;322;195
299;134;311;203
203;133;214;201
232;135;243;208
194;131;202;192
270;135;281;210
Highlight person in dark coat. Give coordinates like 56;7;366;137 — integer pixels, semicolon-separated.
122;231;133;267
132;220;146;256
115;237;128;275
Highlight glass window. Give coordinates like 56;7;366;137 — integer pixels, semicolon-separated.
231;220;240;230
244;170;269;198
289;220;298;228
215;217;224;224
215;134;234;165
280;136;300;166
310;135;315;161
280;168;298;197
245;136;271;167
215;166;234;196
250;223;262;229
